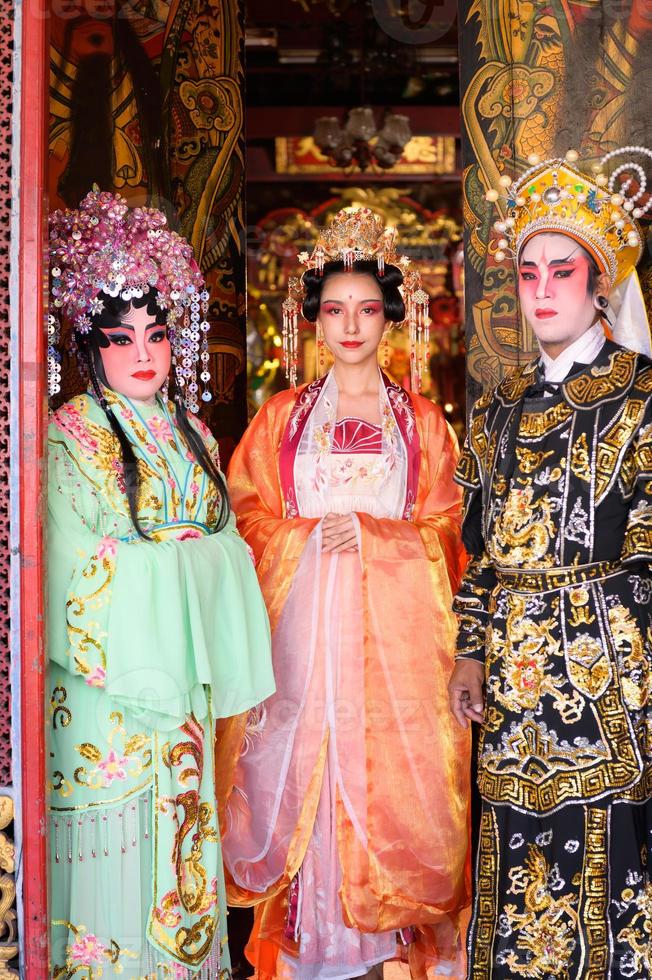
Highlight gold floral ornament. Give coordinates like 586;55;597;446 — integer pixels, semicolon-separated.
477;64;555;123
179;78;237;134
282;207;431;391
484;146;652;356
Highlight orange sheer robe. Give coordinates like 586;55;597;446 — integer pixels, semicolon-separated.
219;380;470;979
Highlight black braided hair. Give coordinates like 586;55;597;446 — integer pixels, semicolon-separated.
79;290;230;540
301;259;406;323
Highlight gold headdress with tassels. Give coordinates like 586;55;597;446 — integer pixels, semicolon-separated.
282;207;430;390
485;146;651;285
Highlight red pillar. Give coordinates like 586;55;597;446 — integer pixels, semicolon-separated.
19;0;49;972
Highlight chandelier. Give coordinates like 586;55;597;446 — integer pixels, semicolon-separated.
313;108;412;172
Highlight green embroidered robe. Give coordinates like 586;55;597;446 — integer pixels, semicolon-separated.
48;390;274;978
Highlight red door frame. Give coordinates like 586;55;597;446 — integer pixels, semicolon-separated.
19;0;49;972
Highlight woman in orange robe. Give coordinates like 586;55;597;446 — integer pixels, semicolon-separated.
221;209;470;980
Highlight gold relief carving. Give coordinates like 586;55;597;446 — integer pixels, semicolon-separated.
0;802;11;835
595;400;647;504
562;351;637;408
0;797;18;977
0;841;12;878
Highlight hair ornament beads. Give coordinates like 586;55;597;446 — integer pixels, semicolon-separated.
48;189;212;413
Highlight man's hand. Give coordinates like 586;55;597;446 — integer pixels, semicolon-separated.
448;659;485;728
322;513;358;553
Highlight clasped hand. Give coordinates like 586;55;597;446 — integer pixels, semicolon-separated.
321;512;358;553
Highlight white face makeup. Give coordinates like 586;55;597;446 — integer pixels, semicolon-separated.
317;272;387;368
97;302;171;403
517;232;606;356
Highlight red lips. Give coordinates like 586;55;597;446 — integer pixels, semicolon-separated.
535;309;558;319
132;370;156;380
340;341;364;349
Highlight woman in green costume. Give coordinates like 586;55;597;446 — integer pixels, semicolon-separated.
47;190;274;978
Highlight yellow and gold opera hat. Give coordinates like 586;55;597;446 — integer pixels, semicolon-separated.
486;147;652;286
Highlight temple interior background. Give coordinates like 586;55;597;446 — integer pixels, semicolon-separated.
243;0;466;439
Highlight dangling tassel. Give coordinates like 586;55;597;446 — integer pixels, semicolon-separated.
408;288;431;393
48;311;63;401
282;296;300;389
380;330;391;371
315;319;326;378
199;289;212;405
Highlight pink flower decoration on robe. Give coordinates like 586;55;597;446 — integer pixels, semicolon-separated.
148;415;173;442
84;665;106;688
177;528;202;541
69;934;106;966
97;749;129;785
96;536;117;560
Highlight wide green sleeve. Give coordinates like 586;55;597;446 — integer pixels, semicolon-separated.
107;514;275;721
48;431;274;731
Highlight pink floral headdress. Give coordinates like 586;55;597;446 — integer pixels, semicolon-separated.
48;189;211;413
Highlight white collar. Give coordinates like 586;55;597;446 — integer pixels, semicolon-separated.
539;322;606;383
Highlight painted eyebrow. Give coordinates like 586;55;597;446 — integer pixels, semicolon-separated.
321;297;383;303
100;322;163;330
519;257;577;267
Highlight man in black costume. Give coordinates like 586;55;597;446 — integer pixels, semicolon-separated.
450;148;652;979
